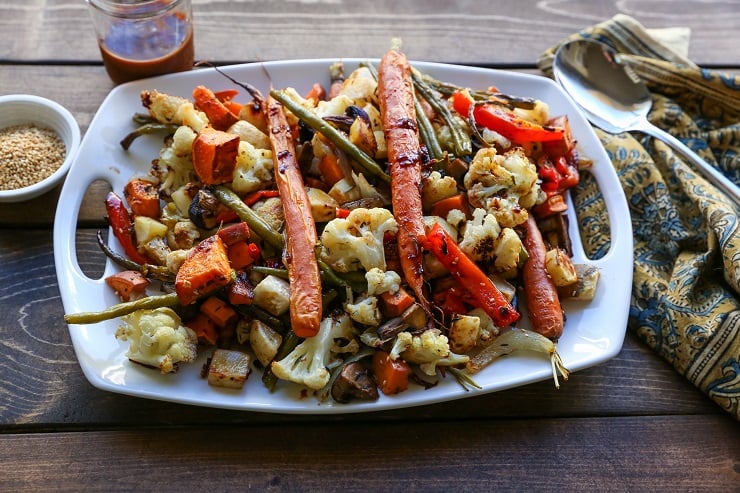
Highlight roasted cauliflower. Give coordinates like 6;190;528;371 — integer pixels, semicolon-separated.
464;147;540;228
231;140;274;194
458;207;524;271
365;268;401;296
115;307;198;374
271;312;358;390
320;207;398;272
389;329;470;376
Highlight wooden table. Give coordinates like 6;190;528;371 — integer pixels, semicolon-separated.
1;1;738;491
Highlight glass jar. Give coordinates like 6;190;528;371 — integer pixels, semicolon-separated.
86;0;194;84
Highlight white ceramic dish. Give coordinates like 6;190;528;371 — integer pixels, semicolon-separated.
0;94;80;203
54;59;632;414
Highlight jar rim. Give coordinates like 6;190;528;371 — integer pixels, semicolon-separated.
86;0;188;20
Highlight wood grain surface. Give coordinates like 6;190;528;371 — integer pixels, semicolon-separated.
1;0;738;66
2;416;738;492
1;1;739;491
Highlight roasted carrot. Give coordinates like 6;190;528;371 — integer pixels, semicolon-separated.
193;85;240;131
105;270;150;302
213;89;242;115
200;296;239;328
104;191;150;265
372;350;411;395
227;240;258;269
304;82;326;104
378;47;430;313
175;235;233;306
429;193;470;220
123;178;160;218
267;95;322;338
191;127;241;185
186;312;219;346
378;287;416;318
317;151;346;187
425;222;520;328
521;214;564;340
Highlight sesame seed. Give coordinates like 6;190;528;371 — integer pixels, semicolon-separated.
0;124;65;190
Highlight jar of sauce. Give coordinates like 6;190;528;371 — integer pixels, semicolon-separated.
86;0;194;84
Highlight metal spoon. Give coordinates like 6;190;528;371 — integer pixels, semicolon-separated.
553;38;740;207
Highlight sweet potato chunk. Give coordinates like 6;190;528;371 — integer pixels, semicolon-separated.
192;127;240;185
124;178;161;218
175;235;233;305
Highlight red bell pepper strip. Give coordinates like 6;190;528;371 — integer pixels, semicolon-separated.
451;91;565;144
243;189;280;207
425;222;520;327
104;191;150;265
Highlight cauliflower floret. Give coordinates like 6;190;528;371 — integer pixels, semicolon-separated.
231;140;274;194
422;170;459;210
115;307;198;374
365;268;401;296
345;295;381;327
458;208;501;263
141;90;188;124
152;126;198;196
493;227;525;273
140;90;209;130
320;207;398;272
271;312;357;390
389;329;470;376
445;208;467;230
315;94;354;119
458;208;524;272
337;67;378;107
464;147;539;228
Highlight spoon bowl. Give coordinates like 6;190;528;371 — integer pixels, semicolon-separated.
553;38;739;207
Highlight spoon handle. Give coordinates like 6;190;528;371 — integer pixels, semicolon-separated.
640;123;740;208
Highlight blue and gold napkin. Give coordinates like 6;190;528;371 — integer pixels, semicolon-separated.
539;14;740;420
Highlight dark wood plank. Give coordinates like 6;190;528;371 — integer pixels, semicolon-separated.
0;228;724;426
0;1;738;66
1;416;738;492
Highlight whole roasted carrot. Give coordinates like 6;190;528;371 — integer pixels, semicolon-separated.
267;95;322;338
377;47;430;312
522;214;564;340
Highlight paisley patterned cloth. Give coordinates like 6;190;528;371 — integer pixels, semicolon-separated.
538;14;740;420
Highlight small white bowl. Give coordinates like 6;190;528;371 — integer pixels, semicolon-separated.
0;94;81;203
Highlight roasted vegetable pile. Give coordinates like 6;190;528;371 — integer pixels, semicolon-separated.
65;45;599;402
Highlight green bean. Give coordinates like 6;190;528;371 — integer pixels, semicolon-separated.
132;112;157;125
269;89;391;184
120;122;179;150
233;303;286;335
96;230;176;283
414;96;444;161
421;75;537;110
212;186;284;250
411;69;471;157
252;263;366;293
64;293;180;325
261;330;302;391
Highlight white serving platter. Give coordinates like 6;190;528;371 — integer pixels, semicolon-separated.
54;59;633;414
